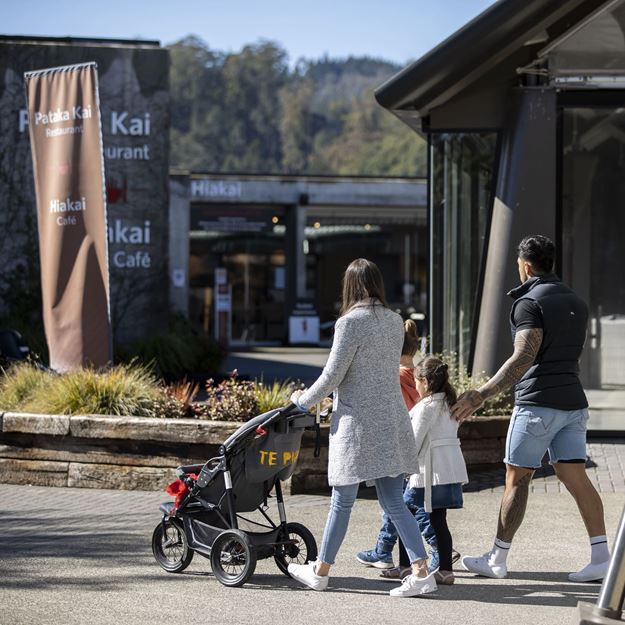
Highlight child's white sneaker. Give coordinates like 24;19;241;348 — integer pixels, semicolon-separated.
288;561;329;591
389;572;437;597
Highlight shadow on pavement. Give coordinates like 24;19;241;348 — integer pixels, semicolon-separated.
241;573;600;607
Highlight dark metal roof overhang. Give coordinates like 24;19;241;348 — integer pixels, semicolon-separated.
375;0;613;129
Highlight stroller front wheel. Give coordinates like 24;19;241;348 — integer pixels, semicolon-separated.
152;520;194;573
210;530;257;587
274;522;318;577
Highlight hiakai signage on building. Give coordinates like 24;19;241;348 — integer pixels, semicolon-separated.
0;36;169;343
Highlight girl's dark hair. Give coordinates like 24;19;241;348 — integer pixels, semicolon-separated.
517;235;555;274
415;356;457;406
402;319;420;357
340;258;389;316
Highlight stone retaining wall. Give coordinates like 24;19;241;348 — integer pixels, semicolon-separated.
0;412;510;494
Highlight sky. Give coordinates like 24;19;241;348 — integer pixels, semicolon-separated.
3;0;498;65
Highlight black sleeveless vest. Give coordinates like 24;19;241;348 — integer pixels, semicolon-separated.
508;274;588;410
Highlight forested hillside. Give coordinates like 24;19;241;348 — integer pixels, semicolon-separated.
168;36;426;176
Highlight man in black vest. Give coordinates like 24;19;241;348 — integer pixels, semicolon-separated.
452;235;609;582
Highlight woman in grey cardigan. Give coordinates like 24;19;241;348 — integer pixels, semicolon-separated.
288;258;437;598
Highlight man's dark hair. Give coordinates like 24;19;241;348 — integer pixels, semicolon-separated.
517;235;555;274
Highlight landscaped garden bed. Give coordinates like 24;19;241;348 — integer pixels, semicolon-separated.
0;361;512;493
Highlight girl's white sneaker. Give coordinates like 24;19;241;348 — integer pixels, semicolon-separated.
389;572;438;597
288;561;329;591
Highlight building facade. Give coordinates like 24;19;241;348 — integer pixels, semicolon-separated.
376;0;625;430
170;173;427;346
0;36;170;344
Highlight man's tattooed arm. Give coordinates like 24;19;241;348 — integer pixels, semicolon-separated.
479;328;543;399
451;328;543;421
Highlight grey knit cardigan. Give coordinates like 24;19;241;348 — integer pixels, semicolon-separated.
298;300;420;487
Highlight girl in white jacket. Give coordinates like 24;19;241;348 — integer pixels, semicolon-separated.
409;356;469;585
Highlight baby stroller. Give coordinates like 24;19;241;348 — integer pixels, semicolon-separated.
152;403;321;587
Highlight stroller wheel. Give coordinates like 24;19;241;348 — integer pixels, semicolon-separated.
210;530;257;587
152;520;194;573
274;522;318;577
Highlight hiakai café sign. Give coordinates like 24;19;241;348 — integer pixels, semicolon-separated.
0;37;169;342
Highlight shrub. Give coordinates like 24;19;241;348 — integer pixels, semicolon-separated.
435;351;513;417
199;372;259;422
165;380;201;418
117;314;224;379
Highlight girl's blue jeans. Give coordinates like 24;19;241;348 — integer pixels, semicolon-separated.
318;475;428;565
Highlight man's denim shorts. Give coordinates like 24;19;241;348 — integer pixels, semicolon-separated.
504;404;589;469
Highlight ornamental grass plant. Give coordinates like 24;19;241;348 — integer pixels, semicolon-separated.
253;378;299;415
0;362;186;418
0;363;302;421
0;362;48;411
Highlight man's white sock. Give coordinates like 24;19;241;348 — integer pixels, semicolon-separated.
590;535;609;564
491;538;512;565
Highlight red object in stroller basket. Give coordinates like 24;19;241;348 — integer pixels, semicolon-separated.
165;475;197;513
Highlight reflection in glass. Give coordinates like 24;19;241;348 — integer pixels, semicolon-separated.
430;133;496;370
304;208;427;342
545;0;625;78
562;107;625;430
188;204;286;344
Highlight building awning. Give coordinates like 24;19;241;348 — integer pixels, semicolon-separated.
375;0;613;125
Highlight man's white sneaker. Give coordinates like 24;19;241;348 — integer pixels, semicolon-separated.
461;553;508;579
287;561;329;591
568;560;609;583
389;572;437;597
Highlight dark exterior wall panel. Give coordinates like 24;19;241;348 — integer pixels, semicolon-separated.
473;88;557;377
428;85;508;130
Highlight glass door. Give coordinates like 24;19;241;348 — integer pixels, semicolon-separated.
188;204;286;345
561;106;625;431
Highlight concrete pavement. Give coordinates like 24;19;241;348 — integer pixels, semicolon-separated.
222;347;327;386
1;477;623;625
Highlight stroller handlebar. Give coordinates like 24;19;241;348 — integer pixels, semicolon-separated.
175;402;323;477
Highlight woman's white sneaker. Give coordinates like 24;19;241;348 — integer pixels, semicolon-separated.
389;572;438;597
461;553;508;579
287;561;329;591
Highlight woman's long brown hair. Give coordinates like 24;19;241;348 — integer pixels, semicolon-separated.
339;258;389;316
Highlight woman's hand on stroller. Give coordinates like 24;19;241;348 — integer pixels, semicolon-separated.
290;389;305;409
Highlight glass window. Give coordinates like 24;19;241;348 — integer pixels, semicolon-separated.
561;106;625;431
430;133;497;369
304;207;427;343
188;204;286;345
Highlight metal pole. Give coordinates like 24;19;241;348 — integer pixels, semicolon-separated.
596;506;625;619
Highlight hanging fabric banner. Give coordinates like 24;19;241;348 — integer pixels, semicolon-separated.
25;62;111;371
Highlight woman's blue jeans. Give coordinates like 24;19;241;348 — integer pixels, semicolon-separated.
377;484;437;553
318;475;428;565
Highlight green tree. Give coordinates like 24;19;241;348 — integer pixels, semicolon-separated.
220;41;289;172
167;37;427;177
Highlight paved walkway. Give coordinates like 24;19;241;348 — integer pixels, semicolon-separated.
1;455;624;625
